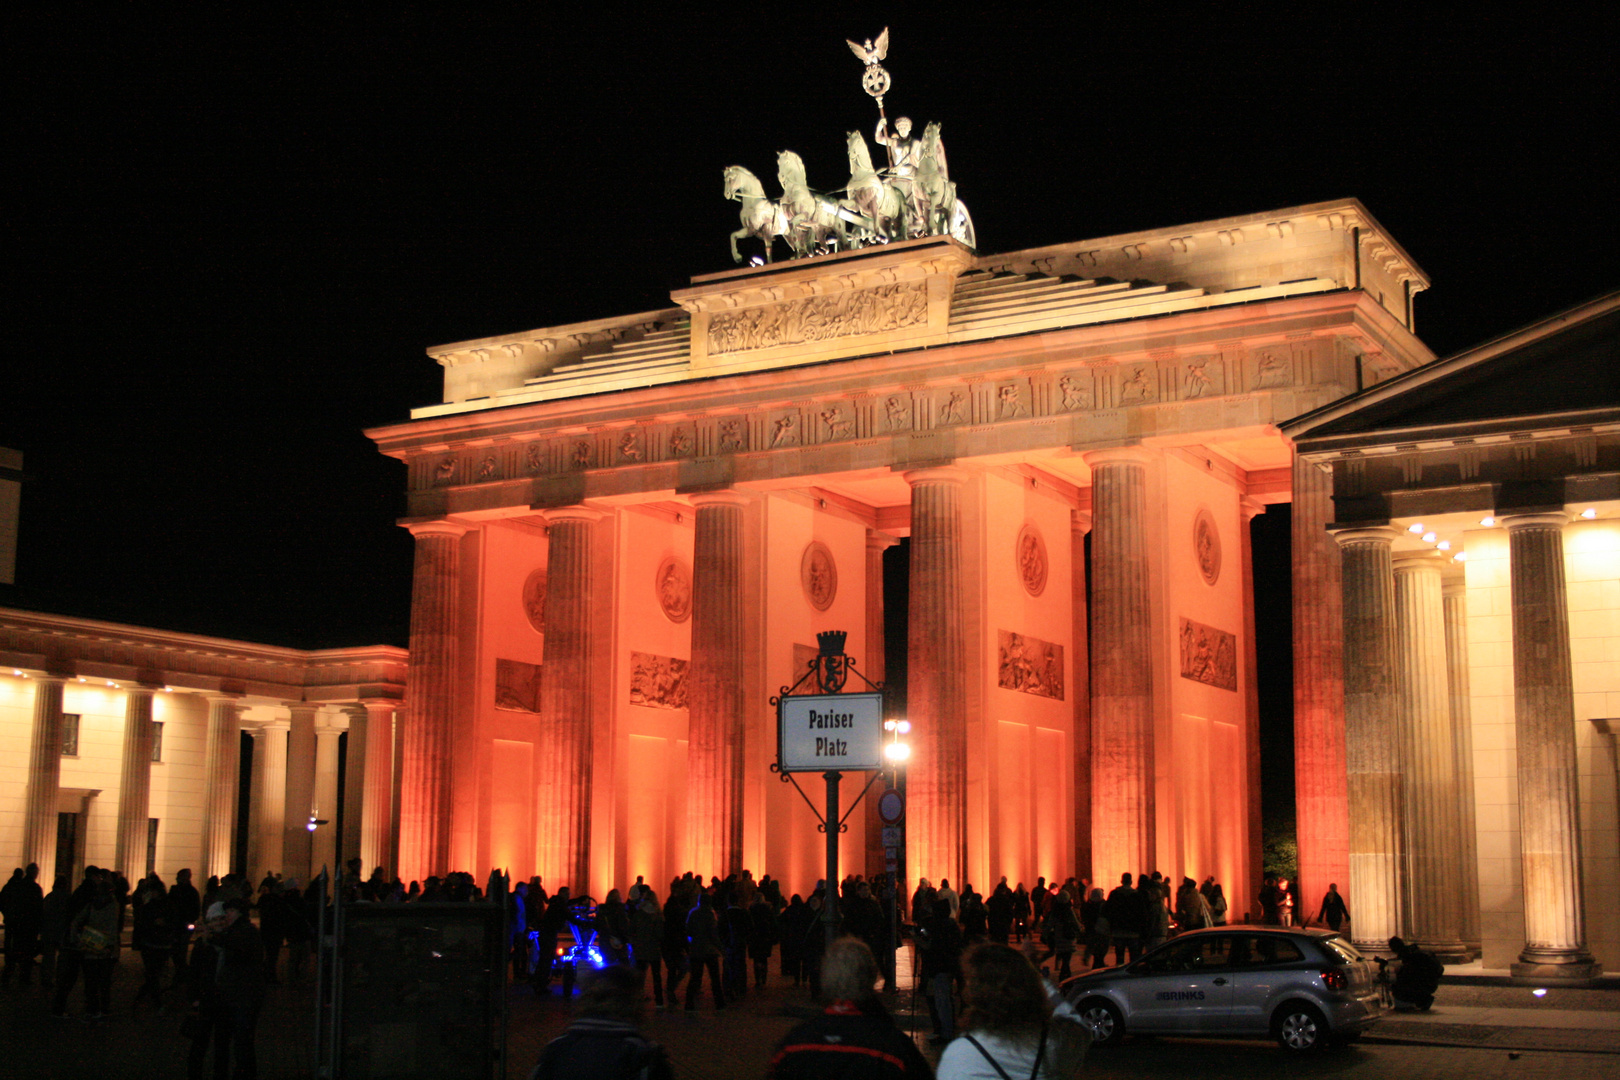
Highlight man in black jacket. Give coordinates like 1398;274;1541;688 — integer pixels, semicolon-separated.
530;964;673;1080
768;937;931;1079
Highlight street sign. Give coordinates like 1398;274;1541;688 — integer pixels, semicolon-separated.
777;692;885;772
877;787;905;825
881;827;901;848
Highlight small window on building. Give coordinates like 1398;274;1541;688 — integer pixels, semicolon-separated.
61;713;81;757
151;721;163;762
146;818;159;877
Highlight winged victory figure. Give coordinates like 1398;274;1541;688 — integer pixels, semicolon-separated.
846;27;889;68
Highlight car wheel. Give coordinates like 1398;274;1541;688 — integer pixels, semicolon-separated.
1274;1002;1328;1052
1078;998;1124;1047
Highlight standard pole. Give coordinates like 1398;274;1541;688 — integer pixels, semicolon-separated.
825;770;842;951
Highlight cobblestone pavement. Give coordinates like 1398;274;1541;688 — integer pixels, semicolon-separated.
2;949;1615;1079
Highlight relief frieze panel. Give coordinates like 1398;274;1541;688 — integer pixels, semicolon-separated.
707;282;929;356
1179;617;1237;691
495;658;543;713
629;651;688;710
997;630;1064;701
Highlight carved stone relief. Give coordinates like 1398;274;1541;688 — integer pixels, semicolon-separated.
526;443;544;473
1193;508;1221;586
885;395;912;432
820;403;854;440
997;381;1029;418
479;456;497;480
669;426;693;458
719;420;746;453
435;457;456;485
1057;374;1092;411
997;630;1064;700
1016;523;1048;596
522;568;547;634
1253;348;1293;389
1182;356;1220;399
618;430;643;462
1118;365;1157;405
1179;617;1237;691
707;282;928;355
495;658;543;713
655;556;693;623
938;389;967;426
572;440;592;469
771;411;801;448
630;651;688;710
801;541;838;611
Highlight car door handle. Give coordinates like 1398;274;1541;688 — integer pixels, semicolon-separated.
1212;978;1227;985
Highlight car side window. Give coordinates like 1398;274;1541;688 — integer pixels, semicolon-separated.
1195;935;1238;969
1146;939;1205;973
1239;935;1304;966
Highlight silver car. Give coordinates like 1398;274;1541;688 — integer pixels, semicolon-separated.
1061;927;1384;1052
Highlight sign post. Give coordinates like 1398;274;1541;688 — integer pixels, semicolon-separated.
771;631;886;952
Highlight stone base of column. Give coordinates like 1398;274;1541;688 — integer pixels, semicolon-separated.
1412;938;1474;964
1510;955;1602;986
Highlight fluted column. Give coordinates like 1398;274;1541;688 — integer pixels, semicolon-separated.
1503;513;1599;982
1240;498;1265;906
906;468;969;890
201;696;242;881
355;701;396;877
313;719;342;876
283;702;319;881
538;506;601;890
341;706;368;874
399;520;468;882
687;492;748;878
1334;526;1402;951
114;686;158;877
1442;576;1482;953
249;721;288;879
1393;554;1468;959
23;676;67;875
1086;449;1155;881
1291;454;1349;916
1070;511;1093;879
390;707;405;881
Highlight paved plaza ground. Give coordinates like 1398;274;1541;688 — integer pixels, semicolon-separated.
1;946;1616;1079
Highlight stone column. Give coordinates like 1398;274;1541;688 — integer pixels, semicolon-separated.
390;707;405;881
1393;554;1468;959
1503;513;1599;982
249;721;288;879
1085;449;1155;881
341;706;368;875
1442;575;1482;954
201;696;242;881
114;686;158;878
356;701;396;877
1069;511;1093;879
399;520;467;882
538;506;601;890
1334;527;1402;951
906;467;970;889
688;491;748;878
313;719;342;876
1291;454;1349;917
283;702;319;881
865;529;898;877
1240;498;1265;905
22;676;67;875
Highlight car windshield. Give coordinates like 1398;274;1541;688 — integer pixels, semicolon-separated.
1320;936;1361;964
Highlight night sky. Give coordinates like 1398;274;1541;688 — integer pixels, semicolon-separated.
7;2;1615;787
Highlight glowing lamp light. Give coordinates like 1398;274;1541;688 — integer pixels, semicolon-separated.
884;741;911;763
897;720;911;734
1422;532;1437;543
1532;988;1548;998
1437;541;1451;551
1453;552;1468;562
1480;516;1496;527
1408;523;1425;534
1581;507;1597;519
884;719;897;732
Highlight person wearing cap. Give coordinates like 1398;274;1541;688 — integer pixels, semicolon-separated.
187;898;266;1079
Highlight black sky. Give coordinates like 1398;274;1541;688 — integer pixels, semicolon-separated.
6;9;1616;650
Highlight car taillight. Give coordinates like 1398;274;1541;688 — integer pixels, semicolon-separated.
1320;969;1347;991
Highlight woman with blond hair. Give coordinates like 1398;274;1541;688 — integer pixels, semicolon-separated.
937;943;1088;1079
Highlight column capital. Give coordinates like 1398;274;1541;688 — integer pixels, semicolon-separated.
406;519;470;540
1070;510;1093;534
903;465;969;487
249;718;291;734
1240;496;1267;521
1499;512;1568;532
29;673;69;688
1082;445;1156;468
543;505;606;525
686;488;750;509
283;700;320;718
1392;550;1446;573
1331;525;1401;548
866;530;899;553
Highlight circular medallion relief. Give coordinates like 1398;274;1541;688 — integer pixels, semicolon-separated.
655;556;692;623
1016;523;1048;597
1194;508;1222;586
801;541;838;611
522;568;547;635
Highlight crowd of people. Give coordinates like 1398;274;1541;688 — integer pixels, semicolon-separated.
2;856;1436;1078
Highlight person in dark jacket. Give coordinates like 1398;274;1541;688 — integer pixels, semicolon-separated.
1385;936;1443;1011
767;936;932;1079
747;888;779;989
683;891;725;1011
917;899;962;1043
1;863;44;986
985;883;1013;945
210;898;267;1078
130;874;173;1007
528;963;673;1080
169;868;202;984
1103;873;1147;966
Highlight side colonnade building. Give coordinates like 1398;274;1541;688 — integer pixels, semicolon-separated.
0;606;406;888
366;198;1444;931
